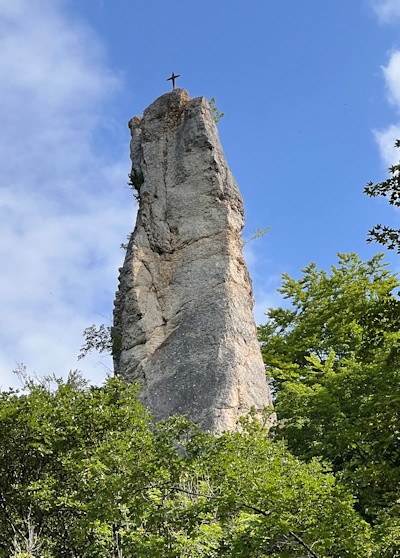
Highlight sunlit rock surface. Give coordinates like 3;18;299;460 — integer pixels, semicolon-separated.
113;89;272;431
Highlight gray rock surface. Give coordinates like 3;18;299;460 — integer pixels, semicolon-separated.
113;88;273;431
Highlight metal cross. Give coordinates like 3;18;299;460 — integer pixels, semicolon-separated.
166;72;180;90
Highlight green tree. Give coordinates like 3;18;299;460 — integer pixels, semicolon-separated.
179;415;374;557
0;371;155;556
364;139;400;251
258;252;400;390
258;253;400;521
0;372;375;557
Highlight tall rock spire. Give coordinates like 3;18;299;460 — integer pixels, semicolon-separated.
113;88;272;431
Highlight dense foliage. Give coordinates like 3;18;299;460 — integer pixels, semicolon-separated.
0;372;376;557
3;253;400;556
258;253;400;534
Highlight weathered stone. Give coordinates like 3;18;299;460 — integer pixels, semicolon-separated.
113;88;273;432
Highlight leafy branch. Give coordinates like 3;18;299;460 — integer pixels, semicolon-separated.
209;97;225;124
365;139;400;251
242;226;270;246
153;484;321;558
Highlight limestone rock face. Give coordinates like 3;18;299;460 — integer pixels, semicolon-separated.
113;88;272;431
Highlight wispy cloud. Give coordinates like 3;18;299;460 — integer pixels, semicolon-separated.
369;2;400;165
0;0;135;389
382;51;400;108
370;0;400;23
243;241;284;325
373;124;400;167
373;51;400;166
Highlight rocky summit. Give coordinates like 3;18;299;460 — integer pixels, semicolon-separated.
113;88;273;432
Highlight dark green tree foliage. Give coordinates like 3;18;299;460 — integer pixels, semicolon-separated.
258;253;400;522
0;373;374;557
364;139;400;251
127;168;144;203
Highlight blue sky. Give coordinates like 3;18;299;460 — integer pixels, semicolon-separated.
1;0;400;389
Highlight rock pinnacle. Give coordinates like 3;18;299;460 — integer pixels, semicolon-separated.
113;89;273;431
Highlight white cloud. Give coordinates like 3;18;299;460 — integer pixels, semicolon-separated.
0;0;136;389
374;51;400;166
382;51;400;109
373;124;400;167
370;0;400;23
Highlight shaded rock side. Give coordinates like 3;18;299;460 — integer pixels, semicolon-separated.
113;88;272;432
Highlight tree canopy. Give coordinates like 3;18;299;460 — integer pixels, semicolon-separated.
3;242;400;556
0;372;376;557
258;253;400;528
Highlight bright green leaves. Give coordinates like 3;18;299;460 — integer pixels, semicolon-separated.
258;252;400;525
0;374;153;557
259;252;400;390
190;424;373;557
0;375;374;557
